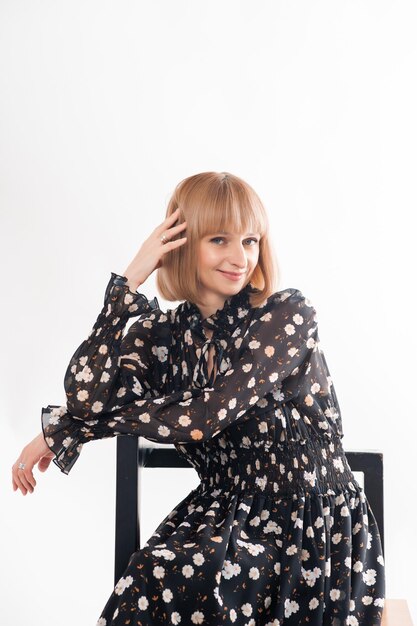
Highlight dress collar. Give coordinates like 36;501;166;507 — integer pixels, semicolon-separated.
180;281;257;334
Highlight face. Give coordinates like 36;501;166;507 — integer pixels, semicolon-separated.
196;230;260;308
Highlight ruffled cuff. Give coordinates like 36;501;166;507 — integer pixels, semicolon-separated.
41;405;86;475
103;272;159;320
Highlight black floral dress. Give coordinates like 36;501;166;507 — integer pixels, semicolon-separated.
41;273;386;625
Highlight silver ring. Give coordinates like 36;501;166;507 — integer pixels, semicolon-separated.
160;233;169;244
18;462;26;470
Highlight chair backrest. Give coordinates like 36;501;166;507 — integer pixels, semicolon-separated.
114;437;384;585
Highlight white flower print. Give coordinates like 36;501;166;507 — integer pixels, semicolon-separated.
162;589;174;602
152;548;176;561
116;386;127;399
314;516;324;529
242;603;253;616
221;560;241;579
171;611;181;624
304;470;317;487
284;598;300;617
362;596;373;605
284;323;296;336
301;549;310;561
114;575;133;596
138;595;149;609
249;567;260;580
178;414;192;427
236;539;265;556
153;565;165;579
77;389;89;401
311;382;321;394
293;313;304;325
330;589;341;601
158;425;171;437
191;610;205;624
255;475;268;490
192;553;205;566
263;520;282;535
218;408;227;421
362;569;377;585
301;566;322;587
75;364;94;383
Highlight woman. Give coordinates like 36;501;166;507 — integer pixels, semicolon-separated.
12;172;385;625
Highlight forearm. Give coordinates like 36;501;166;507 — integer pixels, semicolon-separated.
63;272;158;418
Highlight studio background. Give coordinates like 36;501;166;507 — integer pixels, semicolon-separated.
1;1;415;624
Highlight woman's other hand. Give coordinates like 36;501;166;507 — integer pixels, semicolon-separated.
12;432;55;495
122;207;187;291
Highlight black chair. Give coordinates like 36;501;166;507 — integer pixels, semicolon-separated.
114;436;384;585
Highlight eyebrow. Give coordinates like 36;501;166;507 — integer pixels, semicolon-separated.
212;231;259;236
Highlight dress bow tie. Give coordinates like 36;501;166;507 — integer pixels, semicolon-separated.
193;337;225;388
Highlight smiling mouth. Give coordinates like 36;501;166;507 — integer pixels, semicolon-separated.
218;270;246;277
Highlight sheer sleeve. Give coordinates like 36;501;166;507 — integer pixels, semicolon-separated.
40;271;161;474
42;288;319;474
279;320;344;441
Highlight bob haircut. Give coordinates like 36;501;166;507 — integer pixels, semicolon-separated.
156;171;280;309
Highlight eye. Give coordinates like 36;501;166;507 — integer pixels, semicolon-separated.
209;237;259;245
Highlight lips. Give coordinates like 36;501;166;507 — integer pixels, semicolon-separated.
219;271;245;277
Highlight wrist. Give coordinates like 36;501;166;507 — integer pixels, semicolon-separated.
122;271;144;292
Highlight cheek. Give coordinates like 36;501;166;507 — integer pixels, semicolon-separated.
199;244;219;266
248;248;260;264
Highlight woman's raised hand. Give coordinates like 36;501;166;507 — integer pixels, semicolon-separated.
12;432;55;495
122;207;187;291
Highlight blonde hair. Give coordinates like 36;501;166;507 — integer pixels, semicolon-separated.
156;171;280;308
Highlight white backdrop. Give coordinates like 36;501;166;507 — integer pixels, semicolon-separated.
1;1;416;624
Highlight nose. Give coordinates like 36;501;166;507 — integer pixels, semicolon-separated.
227;241;248;269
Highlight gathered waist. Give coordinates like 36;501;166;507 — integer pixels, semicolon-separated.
197;435;360;497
